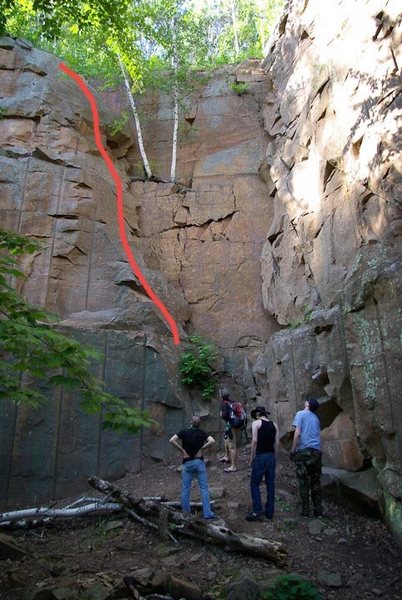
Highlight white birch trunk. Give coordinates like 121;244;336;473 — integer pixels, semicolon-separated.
0;501;121;528
170;19;179;183
230;0;240;58
117;54;153;180
170;85;179;183
257;0;266;51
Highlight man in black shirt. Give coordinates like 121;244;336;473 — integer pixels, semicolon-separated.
169;416;216;519
246;405;279;521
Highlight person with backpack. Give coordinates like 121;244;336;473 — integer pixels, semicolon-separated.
290;397;322;517
219;388;247;473
246;405;279;521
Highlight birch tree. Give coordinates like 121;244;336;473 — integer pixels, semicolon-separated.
2;0;286;185
170;17;179;182
141;0;190;183
117;53;154;179
229;0;240;58
2;0;156;179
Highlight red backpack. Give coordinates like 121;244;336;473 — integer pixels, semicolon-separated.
228;401;247;429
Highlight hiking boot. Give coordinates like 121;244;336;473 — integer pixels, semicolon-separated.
313;509;323;517
265;514;273;520
245;511;263;522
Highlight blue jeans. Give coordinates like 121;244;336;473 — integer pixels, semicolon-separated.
181;459;215;518
250;452;276;517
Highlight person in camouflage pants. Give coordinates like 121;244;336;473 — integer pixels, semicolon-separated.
290;398;322;517
293;448;322;516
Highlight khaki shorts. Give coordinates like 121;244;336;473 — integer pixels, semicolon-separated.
226;427;242;450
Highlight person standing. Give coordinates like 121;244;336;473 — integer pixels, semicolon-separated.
219;388;242;472
246;405;279;521
290;397;322;517
169;416;217;519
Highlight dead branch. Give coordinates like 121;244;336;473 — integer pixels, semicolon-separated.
138;499;287;564
2;476;286;564
158;505;170;542
88;476;178;544
89;476;287;565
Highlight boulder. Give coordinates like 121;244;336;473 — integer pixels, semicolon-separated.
321;413;365;471
322;466;380;514
226;573;260;600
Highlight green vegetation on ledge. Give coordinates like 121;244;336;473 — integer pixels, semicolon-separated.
179;334;218;399
230;81;249;95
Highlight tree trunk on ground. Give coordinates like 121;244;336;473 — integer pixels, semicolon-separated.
0;501;122;528
88;476;287;565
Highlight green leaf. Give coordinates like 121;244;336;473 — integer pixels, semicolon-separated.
48;374;80;389
179;335;217;399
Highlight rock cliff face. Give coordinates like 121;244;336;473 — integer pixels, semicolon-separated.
261;0;401;325
0;37;192;507
0;38;189;331
0;0;401;539
100;63;281;369
106;0;401;537
254;0;401;539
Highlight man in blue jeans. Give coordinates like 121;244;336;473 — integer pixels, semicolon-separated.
246;405;279;521
169;416;217;519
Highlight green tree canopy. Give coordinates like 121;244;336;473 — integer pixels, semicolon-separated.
1;0;285;79
0;0;132;41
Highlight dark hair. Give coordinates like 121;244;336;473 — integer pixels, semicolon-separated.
251;405;270;419
307;398;320;412
221;388;230;399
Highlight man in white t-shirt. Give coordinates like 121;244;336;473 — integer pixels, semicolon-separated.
290;398;322;517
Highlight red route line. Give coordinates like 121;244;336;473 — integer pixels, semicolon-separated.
58;62;180;346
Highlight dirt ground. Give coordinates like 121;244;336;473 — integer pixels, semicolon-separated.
1;443;401;600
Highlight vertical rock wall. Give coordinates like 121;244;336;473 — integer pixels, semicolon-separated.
0;37;189;331
119;65;281;375
255;0;401;538
0;37;192;507
260;0;400;323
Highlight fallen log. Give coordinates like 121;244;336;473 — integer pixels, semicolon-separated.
138;499;287;564
88;475;141;509
88;476;178;543
89;476;287;565
0;501;122;529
